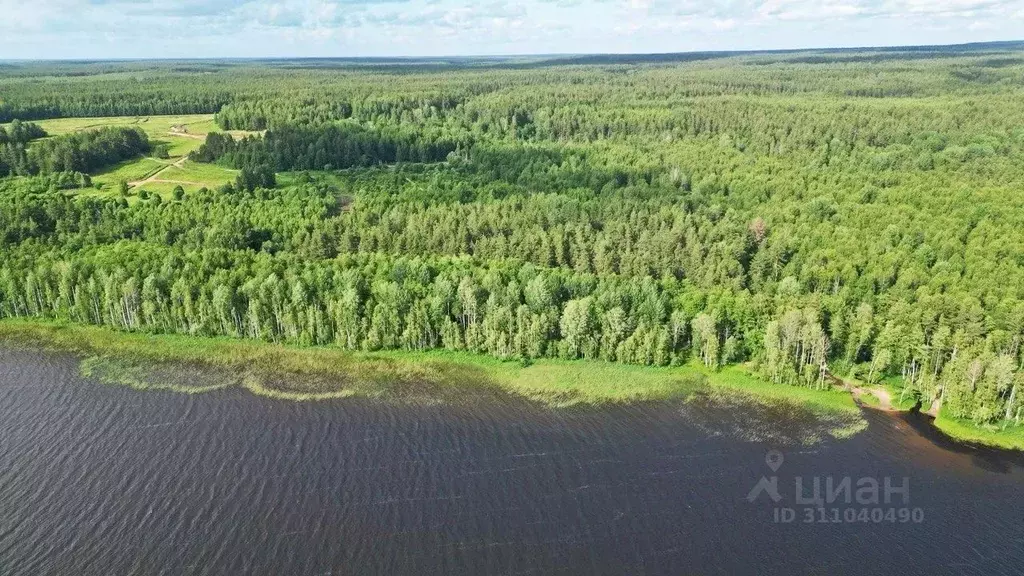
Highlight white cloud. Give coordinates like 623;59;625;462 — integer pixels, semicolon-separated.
0;0;68;31
759;0;868;21
967;19;995;28
0;0;1022;58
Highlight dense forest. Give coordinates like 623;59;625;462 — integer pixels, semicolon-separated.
2;45;1024;428
0;122;149;179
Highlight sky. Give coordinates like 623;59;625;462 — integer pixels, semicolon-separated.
1;0;1023;59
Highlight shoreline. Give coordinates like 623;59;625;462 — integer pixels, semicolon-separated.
2;318;1021;450
0;319;853;406
847;380;1024;451
0;320;862;436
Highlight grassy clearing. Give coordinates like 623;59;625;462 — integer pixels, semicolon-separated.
4;114;215;136
155;137;203;158
128;161;239;198
9;114;259;149
7;115;214;158
0;319;866;440
86;160;238;199
157;160;238;185
6;115;254;196
92;157;170;187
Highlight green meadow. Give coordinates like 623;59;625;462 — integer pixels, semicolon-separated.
91;157;172;187
131;161;240;198
2;114;251;195
12;114;217;136
8;114;216;157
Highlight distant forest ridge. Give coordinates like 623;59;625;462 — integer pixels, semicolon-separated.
1;39;1023;74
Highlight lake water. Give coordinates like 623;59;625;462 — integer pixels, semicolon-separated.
1;347;1023;575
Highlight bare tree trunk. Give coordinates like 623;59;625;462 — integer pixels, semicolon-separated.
1006;384;1018;422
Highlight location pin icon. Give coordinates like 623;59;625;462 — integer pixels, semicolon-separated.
765;450;784;472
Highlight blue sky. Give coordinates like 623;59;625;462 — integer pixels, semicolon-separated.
1;0;1022;59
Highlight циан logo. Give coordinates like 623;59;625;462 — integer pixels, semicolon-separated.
747;450;924;524
746;449;783;503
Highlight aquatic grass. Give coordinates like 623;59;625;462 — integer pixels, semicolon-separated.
240;374;361;402
509;359;705;406
680;386;867;444
80;356;237;394
1;319;868;442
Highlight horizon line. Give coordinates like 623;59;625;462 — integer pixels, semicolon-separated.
2;38;1022;64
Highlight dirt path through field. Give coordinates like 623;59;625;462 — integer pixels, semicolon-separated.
168;131;206;140
128;155;194;188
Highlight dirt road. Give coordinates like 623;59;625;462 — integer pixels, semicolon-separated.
128;155;196;188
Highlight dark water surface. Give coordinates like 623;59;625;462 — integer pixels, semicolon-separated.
2;348;1023;576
